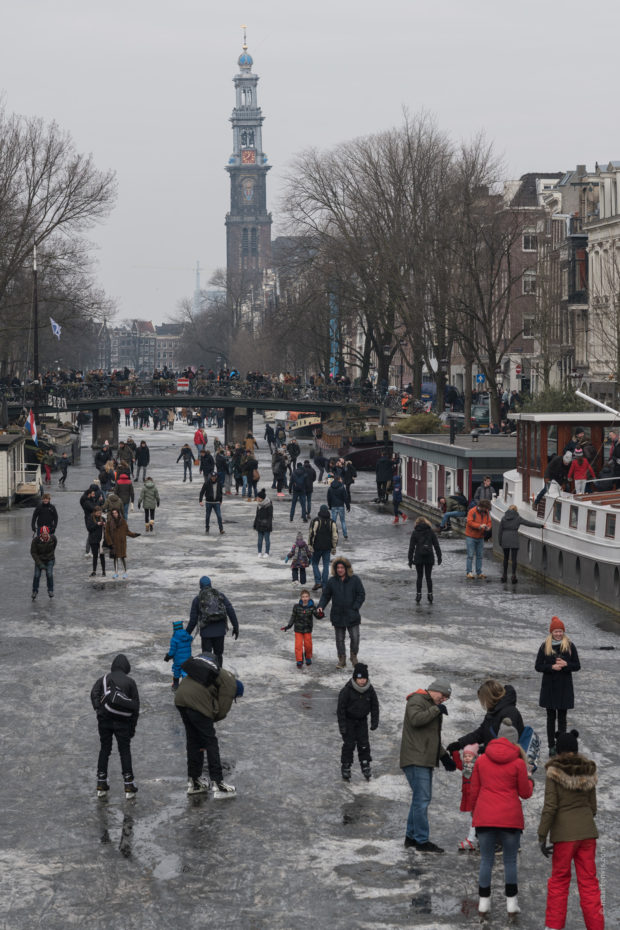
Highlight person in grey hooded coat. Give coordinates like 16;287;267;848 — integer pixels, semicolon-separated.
498;505;542;583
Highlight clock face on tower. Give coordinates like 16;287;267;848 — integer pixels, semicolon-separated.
241;149;256;165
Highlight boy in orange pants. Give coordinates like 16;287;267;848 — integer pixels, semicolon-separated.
281;588;320;668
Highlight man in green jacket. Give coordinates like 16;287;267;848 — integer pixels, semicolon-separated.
400;678;456;853
174;653;242;797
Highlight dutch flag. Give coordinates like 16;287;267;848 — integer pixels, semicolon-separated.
26;408;38;446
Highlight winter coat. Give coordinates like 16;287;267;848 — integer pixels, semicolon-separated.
287;539;312;568
451;752;477;812
193;429;205;446
568;458;595;482
399;689;446;768
242;456;258;478
474;483;494;502
177;446;194;465
31;501;59;534
469;738;533;830
308;514;338;551
537;753;598;843
446;493;468;512
94;447;113;470
98;469;114;493
104;513;139;558
453;685;524;751
167;627;193;673
118;445;133;468
290;464;307;493
376;455;393;483
545;454;569;484
174;667;238;721
80;491;100;527
103;492;123;516
114;473;134;506
498;509;541;549
303;463;317;494
187;588;239;639
318;558;366;628
199;478;223;504
285;599;320;634
138;478;160;510
392;476;403;504
253;498;273;533
535;641;580;710
342;463;357;488
465;507;492;539
86;513;105;546
408;524;441;566
90;654;140;728
327;479;347;509
135;444;150;466
30;535;57;566
199;451;215;475
337;679;380;734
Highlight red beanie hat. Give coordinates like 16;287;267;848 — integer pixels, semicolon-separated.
549;616;565;633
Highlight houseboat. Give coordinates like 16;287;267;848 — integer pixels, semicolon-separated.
0;433;41;509
491;409;620;614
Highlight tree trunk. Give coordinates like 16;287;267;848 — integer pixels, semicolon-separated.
463;358;473;428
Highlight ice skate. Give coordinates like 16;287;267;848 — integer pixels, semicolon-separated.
187;777;210;795
212;780;236;799
361;761;372;781
341;764;351;781
96;779;109;799
124;781;138;800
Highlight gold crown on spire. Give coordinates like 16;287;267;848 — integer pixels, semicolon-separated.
241;24;248;50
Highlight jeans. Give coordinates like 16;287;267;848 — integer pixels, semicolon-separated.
477;829;521;887
248;479;258;499
177;707;222;782
135;464;147;482
312;550;331;586
331;506;347;537
466;537;484;574
123;502;129;520
205;502;223;530
534;481;549;506
97;715;134;779
403;764;433;843
242;475;248;496
257;531;271;554
290;490;307;520
440;509;466;529
334;623;360;658
33;559;54;594
183;461;192;481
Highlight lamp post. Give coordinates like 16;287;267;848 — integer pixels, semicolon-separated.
32;246;40;423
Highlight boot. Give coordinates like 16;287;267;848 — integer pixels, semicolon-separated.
350;652;358;666
341;763;351;781
427;591;433;603
401;513;408;522
478;886;491;914
511;575;518;584
171;678;180;691
415;592;422;603
392;517;399;525
505;884;519;913
336;655;347;669
361;761;372;780
500;574;507;583
100;554;106;576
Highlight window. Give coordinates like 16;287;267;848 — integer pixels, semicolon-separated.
523;315;535;337
553;500;562;523
522;274;536;295
569;505;579;529
586;510;596;534
523;231;538;251
605;514;616;538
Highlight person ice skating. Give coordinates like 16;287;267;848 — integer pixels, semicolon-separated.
164;620;193;690
408;517;442;603
446;679;524;754
177;443;194;482
199;471;224;534
135;440;150;482
535;617;581;757
285;532;312;585
538;729;604;930
186;576;239;667
337;663;379;781
327;475;348;539
58;452;70;487
42;450;54;484
400;677;457;853
31;492;58;536
289;462;308;521
90;654;140;799
451;743;479;850
317;558;366;668
308;504;338;591
567;447;596;494
104;508;140;579
253;488;273;556
392;474;407;524
137;476;160;533
498;504;542;582
86;507;106;577
281;588;320;668
30;525;57;599
465;498;492;579
174;652;242;796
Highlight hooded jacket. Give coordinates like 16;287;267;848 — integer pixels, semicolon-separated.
199;477;223;504
138;478;160;510
253;497;273;533
308;510;338;550
90;654;140;727
452;684;524;751
537;753;598;843
285;598;320;634
287;536;311;567
469;737;533;830
103;492;123;515
399;689;446;768
80;489;100;527
498;509;541;549
317;558;366;628
408;523;441;566
30;534;57;566
135;443;150;466
114;472;134;506
327;479;347;509
174;665;238;721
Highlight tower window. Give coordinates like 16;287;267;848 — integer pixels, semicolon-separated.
251;228;258;257
242;228;249;259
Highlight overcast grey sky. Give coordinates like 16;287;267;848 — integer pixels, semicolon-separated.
4;0;619;324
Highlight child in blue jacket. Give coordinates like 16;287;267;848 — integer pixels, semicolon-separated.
164;620;193;690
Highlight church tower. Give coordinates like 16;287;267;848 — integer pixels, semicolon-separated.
225;30;272;286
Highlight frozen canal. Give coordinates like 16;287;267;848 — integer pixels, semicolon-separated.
1;416;618;930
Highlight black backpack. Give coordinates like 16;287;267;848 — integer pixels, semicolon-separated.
101;673;137;717
417;532;433;557
198;587;228;629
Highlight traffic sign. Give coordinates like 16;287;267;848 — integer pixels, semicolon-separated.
515;364;522;376
476;373;485;384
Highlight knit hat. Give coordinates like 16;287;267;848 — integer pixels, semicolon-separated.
562;452;572;465
498;717;519;744
549;616;565;633
463;743;479;757
257;489;266;500
573;447;584;458
199;575;211;588
319;504;330;517
353;663;369;680
39;525;50;539
427;678;452;696
555;729;579;754
235;679;245;698
172;620;184;631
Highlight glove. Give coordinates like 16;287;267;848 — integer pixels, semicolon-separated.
316;608;324;619
232;629;239;640
540;841;553;858
137;501;141;509
134;532;141;536
437;556;442;565
446;741;460;754
441;754;457;772
370;724;378;731
156;502;159;507
280;626;289;632
408;561;413;568
437;704;448;715
346;505;350;512
163;653;172;662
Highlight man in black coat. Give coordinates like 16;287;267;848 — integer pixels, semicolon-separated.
90;654;140;798
534;452;572;506
199;472;224;534
375;452;393;502
317;557;366;669
187;575;239;667
303;459;317;516
31;493;58;535
135;440;150;482
337;662;380;781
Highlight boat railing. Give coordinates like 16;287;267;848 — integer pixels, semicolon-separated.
15;464;41;488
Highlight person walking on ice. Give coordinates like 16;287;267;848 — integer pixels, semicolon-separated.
337;662;379;781
186;576;239;668
138;476;160;533
30;525;57;599
164;620;193;690
280;588;320;668
90;654;140;799
317;558;366;669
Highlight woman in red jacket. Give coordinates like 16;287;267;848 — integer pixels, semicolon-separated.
469;718;534;917
567;447;595;494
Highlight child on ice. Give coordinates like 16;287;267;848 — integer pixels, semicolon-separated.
281;588;320;668
164;620;193;691
337;663;379;781
451;742;479;850
285;532;312;585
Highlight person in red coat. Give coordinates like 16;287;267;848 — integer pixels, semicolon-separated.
452;743;479;850
567;447;595;494
469;718;534;917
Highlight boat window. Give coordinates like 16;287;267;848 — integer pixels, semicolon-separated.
569;505;579;529
586;510;596;534
553;500;562;523
605;514;616;538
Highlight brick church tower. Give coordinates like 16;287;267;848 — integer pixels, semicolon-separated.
225;32;272;288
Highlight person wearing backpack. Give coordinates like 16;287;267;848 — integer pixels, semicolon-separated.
174;652;243;796
186;576;239;667
289;462;308;521
408;517;442;603
308;504;338;591
90;654;140;799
